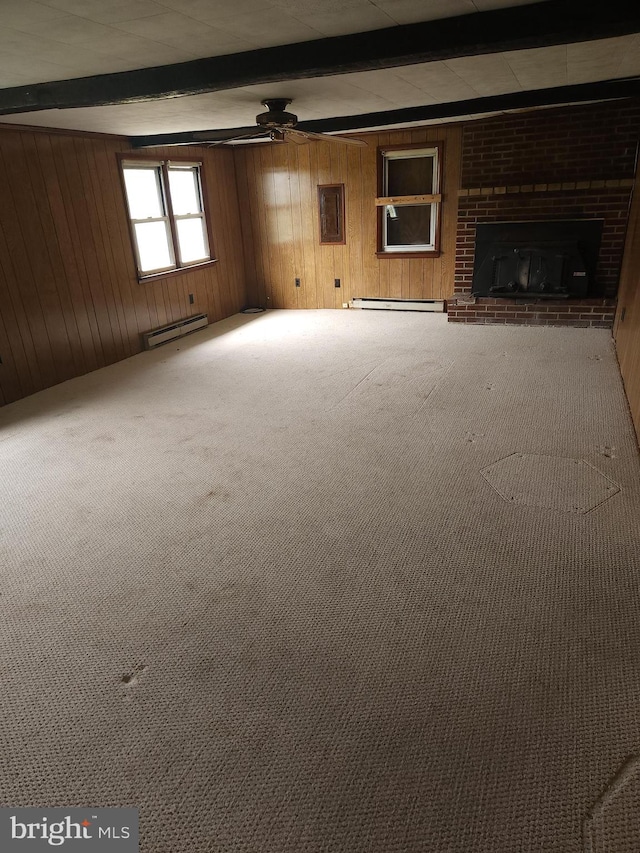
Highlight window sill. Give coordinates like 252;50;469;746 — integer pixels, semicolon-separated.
138;258;218;284
376;250;441;259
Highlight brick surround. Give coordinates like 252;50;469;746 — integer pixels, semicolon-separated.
449;100;640;328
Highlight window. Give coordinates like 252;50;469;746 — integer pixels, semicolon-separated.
120;159;213;277
377;144;443;256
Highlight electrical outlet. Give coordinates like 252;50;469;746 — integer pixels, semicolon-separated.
334;278;341;288
342;303;349;309
189;293;194;304
295;278;301;288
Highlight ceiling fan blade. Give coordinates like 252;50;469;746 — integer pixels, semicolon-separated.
205;130;270;146
287;128;367;147
283;129;309;145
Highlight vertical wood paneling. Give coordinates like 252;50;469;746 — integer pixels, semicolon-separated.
20;132;82;380
0;267;27;402
34;133;94;374
235;125;462;309
0;127;247;406
297;144;319;309
0;136;58;389
332;167;346;307
289;146;304;310
614;169;640;444
273;148;296;308
231;148;258;309
51;134;108;368
75;136;127;362
345;143;364;304
315;135;331;308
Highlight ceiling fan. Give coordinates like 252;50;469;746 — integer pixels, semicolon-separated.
191;99;367;147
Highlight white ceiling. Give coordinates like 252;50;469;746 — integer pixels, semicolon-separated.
0;0;638;137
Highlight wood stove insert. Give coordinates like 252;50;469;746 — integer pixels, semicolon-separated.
472;220;604;300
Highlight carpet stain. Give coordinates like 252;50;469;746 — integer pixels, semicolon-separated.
599;445;617;458
120;664;148;686
198;489;231;503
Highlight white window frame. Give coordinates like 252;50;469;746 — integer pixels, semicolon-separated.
379;146;442;255
121;158;212;278
168;162;210;267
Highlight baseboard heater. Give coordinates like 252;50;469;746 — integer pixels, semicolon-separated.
142;313;208;349
350;298;445;312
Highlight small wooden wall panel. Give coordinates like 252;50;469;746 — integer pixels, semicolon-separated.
318;184;345;244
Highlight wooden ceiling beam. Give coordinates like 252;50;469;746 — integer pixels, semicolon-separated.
129;77;640;148
0;0;639;115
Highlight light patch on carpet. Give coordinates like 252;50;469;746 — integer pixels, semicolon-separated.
329;356;454;416
482;453;621;513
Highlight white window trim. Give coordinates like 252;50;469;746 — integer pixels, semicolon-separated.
380;146;441;254
168;163;210;266
381;204;437;253
121;159;212;278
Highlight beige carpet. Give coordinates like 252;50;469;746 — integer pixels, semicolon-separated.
1;309;640;852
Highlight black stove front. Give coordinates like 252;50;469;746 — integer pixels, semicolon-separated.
472;220;604;299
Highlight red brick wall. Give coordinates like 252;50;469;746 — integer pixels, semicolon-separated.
450;99;640;327
462;101;640;188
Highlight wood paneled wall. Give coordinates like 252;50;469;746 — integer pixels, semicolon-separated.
614;169;640;444
234;125;462;309
0;127;247;406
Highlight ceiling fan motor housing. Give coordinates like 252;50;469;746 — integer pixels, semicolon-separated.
256;98;298;129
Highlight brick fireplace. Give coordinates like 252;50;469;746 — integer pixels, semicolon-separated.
448;101;640;327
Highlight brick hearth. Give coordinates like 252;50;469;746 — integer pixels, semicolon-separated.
447;296;616;327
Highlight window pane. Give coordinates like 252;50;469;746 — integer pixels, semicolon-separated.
176;218;208;263
123;168;164;219
134;221;173;271
386;156;434;196
168;168;201;215
385;204;432;248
